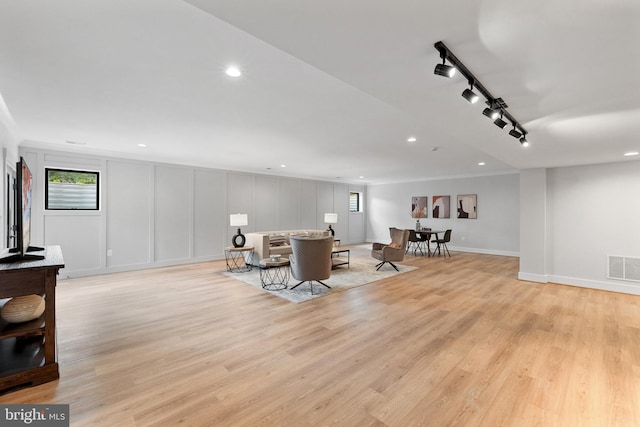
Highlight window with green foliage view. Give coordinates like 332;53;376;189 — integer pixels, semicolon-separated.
45;168;99;210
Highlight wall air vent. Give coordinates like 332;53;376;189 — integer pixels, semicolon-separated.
608;255;640;282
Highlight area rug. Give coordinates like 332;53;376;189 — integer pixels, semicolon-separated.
224;255;417;303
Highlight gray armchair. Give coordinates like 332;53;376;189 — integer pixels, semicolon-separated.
289;235;334;294
371;227;410;271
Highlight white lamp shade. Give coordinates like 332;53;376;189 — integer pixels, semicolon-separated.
230;213;248;227
324;213;338;224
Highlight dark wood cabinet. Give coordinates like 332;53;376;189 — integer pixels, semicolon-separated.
0;246;64;393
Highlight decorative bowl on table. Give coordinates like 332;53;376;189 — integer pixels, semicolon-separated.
270;254;282;262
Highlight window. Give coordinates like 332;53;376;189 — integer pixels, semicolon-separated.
45;168;99;210
349;192;361;212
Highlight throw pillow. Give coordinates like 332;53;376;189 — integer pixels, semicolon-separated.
269;234;286;247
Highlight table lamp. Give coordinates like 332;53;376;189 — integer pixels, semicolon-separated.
230;213;248;247
324;213;338;236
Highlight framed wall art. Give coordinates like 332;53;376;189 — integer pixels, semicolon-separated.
432;195;450;218
411;196;428;218
457;194;477;219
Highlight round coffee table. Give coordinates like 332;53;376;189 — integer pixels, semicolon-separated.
258;258;290;291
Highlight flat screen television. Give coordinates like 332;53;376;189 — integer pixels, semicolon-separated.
1;157;44;263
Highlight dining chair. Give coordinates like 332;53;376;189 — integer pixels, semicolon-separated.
417;229;431;256
406;230;425;256
431;229;452;257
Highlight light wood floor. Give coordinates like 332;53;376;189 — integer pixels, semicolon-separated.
2;246;640;426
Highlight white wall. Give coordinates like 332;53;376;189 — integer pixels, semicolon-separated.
21;147;366;277
519;169;547;282
366;173;520;256
545;160;640;294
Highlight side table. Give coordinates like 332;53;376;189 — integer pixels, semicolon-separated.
225;246;254;272
259;258;290;291
331;248;350;269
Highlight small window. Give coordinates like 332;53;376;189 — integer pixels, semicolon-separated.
45;168;99;210
349;192;361;212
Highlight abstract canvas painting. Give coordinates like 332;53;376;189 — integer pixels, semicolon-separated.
457;194;477;219
411;196;428;218
432;195;450;218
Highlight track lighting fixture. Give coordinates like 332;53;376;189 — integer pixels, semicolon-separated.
494;113;507;129
482;99;505;120
434;41;529;146
434;47;456;78
434;60;456;78
462;81;479;104
509;124;522;138
482;107;499;120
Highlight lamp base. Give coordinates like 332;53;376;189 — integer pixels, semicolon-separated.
232;228;246;248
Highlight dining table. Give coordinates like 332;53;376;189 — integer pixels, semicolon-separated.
415;229;445;257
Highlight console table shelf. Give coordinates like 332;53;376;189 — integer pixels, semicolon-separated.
0;336;46;378
0;315;46;339
0;246;64;394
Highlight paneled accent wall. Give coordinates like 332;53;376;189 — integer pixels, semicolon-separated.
154;165;193;262
299;180;318;229
21;147;365;278
106;161;152;268
193;169;225;258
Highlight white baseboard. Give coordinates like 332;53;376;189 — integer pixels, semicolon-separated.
518;272;548;283
447;245;519;257
364;240;519;258
59;254;224;279
547;275;640;296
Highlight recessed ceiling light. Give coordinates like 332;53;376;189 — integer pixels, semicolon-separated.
624;151;639;157
225;66;242;77
138;143;147;148
478;162;485;166
280;164;286;168
359;176;364;179
407;136;417;143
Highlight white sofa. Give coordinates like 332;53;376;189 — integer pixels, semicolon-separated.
244;229;330;266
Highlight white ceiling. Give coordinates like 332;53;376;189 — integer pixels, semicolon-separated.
1;0;639;184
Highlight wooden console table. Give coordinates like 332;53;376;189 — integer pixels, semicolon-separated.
0;246;64;393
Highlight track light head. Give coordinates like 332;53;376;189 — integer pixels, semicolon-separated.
482;108;499;120
434;62;456;78
520;136;529;147
509;125;522;138
462;88;479;104
434;47;456;78
494;115;507;129
462;80;479;104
